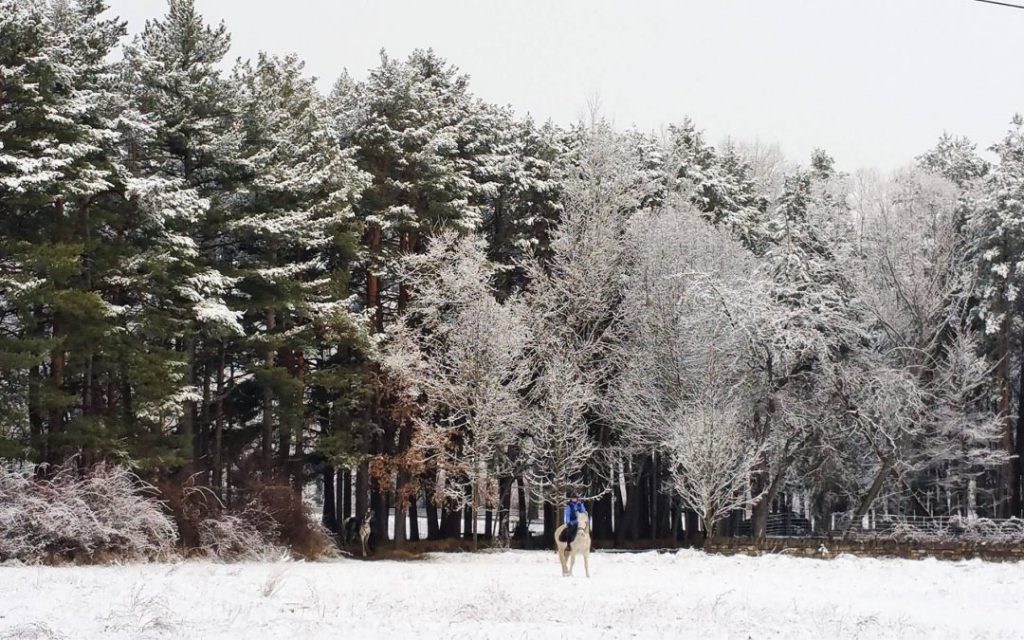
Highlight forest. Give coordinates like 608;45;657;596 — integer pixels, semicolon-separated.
2;0;1024;561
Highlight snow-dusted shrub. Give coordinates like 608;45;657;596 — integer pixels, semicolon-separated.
0;463;177;563
853;515;1024;546
197;508;285;561
157;475;284;560
244;479;337;560
162;469;334;560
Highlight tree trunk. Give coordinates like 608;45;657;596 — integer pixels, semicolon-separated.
28;365;44;466
371;485;388;546
261;310;276;473
337;469;350;521
408;495;420;542
498;476;513;542
442;505;461;539
650;453;659;539
1014;352;1024;518
179;335;197;474
614;471;628;546
367;222;384;333
996;286;1015;518
322;466;337;533
752;452;796;542
213;346;225;497
463;503;473;540
49;313;65;464
425;490;440;540
355;461;369;522
683;509;702;547
198;362;211;481
393;422;413;548
515;477;529;542
543;502;555;546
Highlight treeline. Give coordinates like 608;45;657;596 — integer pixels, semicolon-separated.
2;0;1023;553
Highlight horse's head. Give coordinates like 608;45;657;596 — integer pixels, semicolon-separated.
577;512;590;533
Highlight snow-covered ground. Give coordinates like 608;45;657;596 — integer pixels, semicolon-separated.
2;550;1023;639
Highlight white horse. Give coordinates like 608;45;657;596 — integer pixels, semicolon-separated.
554;512;591;577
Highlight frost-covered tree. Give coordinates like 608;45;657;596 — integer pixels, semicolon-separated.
664;373;764;538
385;233;530;543
739;157;865;539
609;204;770;537
843;168;1003;518
520;118;655;537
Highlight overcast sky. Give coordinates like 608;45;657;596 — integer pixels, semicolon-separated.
103;0;1024;172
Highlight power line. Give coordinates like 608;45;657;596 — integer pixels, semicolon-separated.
975;0;1024;9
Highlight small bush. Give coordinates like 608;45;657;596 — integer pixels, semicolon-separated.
243;478;336;560
197;508;285;561
0;463;177;563
165;471;333;561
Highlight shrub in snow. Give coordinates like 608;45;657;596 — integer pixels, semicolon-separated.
197;510;285;561
169;470;335;560
159;475;288;561
244;479;337;560
0;463;177;563
883;516;1024;546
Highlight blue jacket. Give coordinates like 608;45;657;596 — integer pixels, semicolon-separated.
564;500;586;526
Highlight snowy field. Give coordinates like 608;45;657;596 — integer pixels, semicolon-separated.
2;550;1023;640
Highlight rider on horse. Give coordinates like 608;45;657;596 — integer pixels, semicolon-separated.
563;491;586;551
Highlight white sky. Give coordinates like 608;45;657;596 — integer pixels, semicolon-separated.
103;0;1024;172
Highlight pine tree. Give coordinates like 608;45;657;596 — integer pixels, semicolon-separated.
119;0;244;474
967;116;1024;516
0;0;130;466
231;52;369;485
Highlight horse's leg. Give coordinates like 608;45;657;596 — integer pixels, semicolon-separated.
558;546;567;576
583;550;590;578
568;551;575;576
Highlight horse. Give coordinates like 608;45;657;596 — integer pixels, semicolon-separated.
341;507;374;557
554;512;591;577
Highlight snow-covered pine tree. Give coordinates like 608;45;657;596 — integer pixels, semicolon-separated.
230;52;369;486
917;133;991;189
966;116;1024;516
0;0;132;466
461;106;563;296
119;0;244;475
